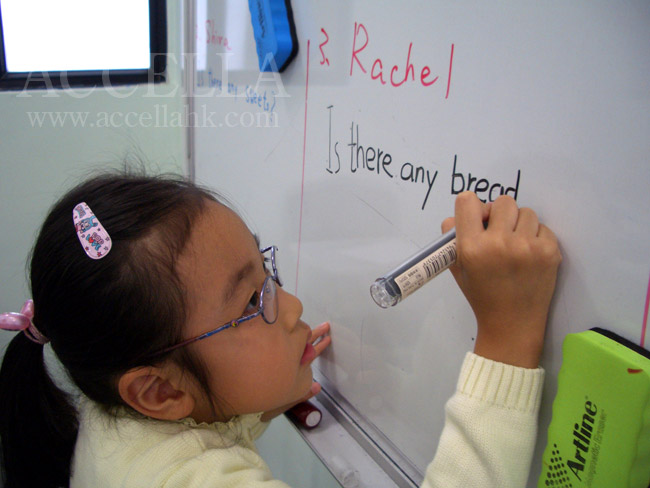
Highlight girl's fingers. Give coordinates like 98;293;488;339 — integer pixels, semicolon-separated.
313;335;331;356
538;223;558;242
455;192;488;239
311;322;330;340
310;322;331;358
487;195;519;232
537;224;563;263
514;207;540;236
441;216;455;234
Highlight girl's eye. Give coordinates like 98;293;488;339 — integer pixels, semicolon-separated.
245;290;260;312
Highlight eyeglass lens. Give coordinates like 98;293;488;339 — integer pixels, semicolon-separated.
261;277;279;324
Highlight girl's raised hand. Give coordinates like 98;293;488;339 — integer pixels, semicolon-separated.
442;192;561;369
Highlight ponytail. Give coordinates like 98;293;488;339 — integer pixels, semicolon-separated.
0;333;78;488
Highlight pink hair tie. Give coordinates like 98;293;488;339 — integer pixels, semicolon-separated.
0;299;49;345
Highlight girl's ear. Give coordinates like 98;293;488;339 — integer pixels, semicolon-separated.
118;365;195;421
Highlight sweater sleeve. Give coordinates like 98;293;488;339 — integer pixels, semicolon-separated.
421;352;545;488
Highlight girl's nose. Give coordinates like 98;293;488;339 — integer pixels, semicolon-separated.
276;286;303;330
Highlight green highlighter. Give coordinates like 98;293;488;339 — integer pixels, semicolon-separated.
538;328;650;487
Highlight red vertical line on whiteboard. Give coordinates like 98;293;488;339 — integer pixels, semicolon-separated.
445;43;455;99
641;270;650;347
295;39;311;295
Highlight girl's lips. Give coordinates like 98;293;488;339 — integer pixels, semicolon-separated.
300;342;317;365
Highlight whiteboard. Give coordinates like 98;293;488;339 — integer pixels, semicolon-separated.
190;1;650;485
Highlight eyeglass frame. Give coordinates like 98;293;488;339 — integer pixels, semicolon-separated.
151;246;282;357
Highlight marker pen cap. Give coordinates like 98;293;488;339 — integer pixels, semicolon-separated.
370;279;401;308
287;401;322;429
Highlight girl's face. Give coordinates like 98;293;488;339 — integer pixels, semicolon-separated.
177;201;314;423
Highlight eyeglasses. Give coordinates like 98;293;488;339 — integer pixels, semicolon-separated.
152;246;282;357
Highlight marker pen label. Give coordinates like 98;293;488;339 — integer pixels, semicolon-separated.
394;239;457;299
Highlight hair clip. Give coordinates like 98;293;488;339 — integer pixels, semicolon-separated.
73;202;112;259
0;299;49;345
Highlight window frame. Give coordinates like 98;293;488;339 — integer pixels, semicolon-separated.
0;0;167;91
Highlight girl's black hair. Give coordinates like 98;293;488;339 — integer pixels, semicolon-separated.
0;172;222;488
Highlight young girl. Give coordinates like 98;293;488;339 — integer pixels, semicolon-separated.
0;172;560;488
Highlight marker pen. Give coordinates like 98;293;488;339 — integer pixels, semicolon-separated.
370;228;458;308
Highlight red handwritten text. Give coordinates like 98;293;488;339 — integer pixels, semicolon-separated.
204;20;232;51
350;22;454;96
319;28;330;66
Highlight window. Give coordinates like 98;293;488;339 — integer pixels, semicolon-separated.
0;0;166;90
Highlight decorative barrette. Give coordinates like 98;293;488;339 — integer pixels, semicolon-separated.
73;202;112;259
0;299;49;345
